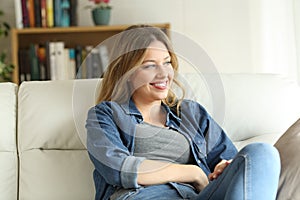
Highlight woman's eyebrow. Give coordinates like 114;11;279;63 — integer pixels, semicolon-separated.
142;59;156;64
142;56;171;64
164;56;171;60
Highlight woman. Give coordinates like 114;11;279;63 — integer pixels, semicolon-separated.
86;25;280;200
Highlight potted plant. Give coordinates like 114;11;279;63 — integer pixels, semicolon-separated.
0;10;14;82
86;0;112;25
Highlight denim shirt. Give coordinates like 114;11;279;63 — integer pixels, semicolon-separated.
86;99;238;200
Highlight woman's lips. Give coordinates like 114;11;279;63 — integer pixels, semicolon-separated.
150;81;168;90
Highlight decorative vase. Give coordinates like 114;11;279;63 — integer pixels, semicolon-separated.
92;8;111;25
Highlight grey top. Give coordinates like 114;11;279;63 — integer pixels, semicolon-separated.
110;122;193;200
134;122;193;164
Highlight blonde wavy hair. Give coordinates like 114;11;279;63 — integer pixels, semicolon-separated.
97;25;185;113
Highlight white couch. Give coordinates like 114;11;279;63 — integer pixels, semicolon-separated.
0;73;299;200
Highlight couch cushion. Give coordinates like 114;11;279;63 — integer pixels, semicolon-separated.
19;150;93;200
220;74;300;144
178;73;300;148
18;79;100;200
0;82;18;200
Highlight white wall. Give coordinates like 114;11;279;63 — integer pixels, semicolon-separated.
294;0;300;84
0;1;15;62
66;0;300;81
249;0;297;80
1;0;299;82
79;0;255;74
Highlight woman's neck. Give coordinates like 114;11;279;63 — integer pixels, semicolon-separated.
134;100;166;127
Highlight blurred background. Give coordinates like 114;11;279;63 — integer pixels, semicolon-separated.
1;0;299;83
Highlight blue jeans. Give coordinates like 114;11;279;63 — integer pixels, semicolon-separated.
115;143;280;200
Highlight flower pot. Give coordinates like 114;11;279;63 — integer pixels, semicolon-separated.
92;8;111;25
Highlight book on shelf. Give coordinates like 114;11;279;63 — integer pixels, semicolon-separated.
46;0;54;27
14;0;77;28
41;0;48;27
54;41;65;80
20;0;29;28
77;46;89;79
61;48;76;79
68;49;76;79
61;0;71;27
53;0;61;27
34;0;42;27
63;48;69;79
18;49;30;81
69;0;78;26
46;41;57;80
18;41;108;82
37;45;47;80
29;43;40;80
14;0;23;28
74;45;82;79
27;0;35;27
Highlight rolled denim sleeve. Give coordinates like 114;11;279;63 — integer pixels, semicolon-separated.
121;156;145;188
86;102;146;189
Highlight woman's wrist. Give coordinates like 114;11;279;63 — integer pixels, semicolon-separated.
188;165;209;189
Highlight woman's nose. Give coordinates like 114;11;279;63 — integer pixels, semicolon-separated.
156;65;168;77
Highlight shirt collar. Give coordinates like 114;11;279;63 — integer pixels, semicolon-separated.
120;98;181;125
120;98;141;116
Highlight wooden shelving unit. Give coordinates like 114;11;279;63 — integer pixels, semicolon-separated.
11;23;170;84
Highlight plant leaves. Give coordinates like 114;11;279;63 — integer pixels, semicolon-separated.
3;22;10;30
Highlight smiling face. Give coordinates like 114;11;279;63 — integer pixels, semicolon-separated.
131;40;174;105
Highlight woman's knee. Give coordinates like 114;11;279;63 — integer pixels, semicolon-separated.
239;142;280;167
227;143;280;199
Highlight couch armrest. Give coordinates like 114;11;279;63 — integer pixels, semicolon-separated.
0;82;18;200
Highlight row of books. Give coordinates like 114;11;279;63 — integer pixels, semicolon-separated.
18;42;109;82
15;0;78;28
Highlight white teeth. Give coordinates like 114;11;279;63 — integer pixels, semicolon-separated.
153;82;166;87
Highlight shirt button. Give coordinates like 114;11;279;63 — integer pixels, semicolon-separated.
197;160;201;163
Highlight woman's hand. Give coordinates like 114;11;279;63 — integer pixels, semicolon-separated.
208;159;232;181
189;165;209;192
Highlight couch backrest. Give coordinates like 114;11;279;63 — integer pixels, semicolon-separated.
178;73;300;148
17;79;100;200
0;82;18;200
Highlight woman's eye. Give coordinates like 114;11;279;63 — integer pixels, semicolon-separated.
164;61;172;66
142;61;171;69
142;64;156;69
